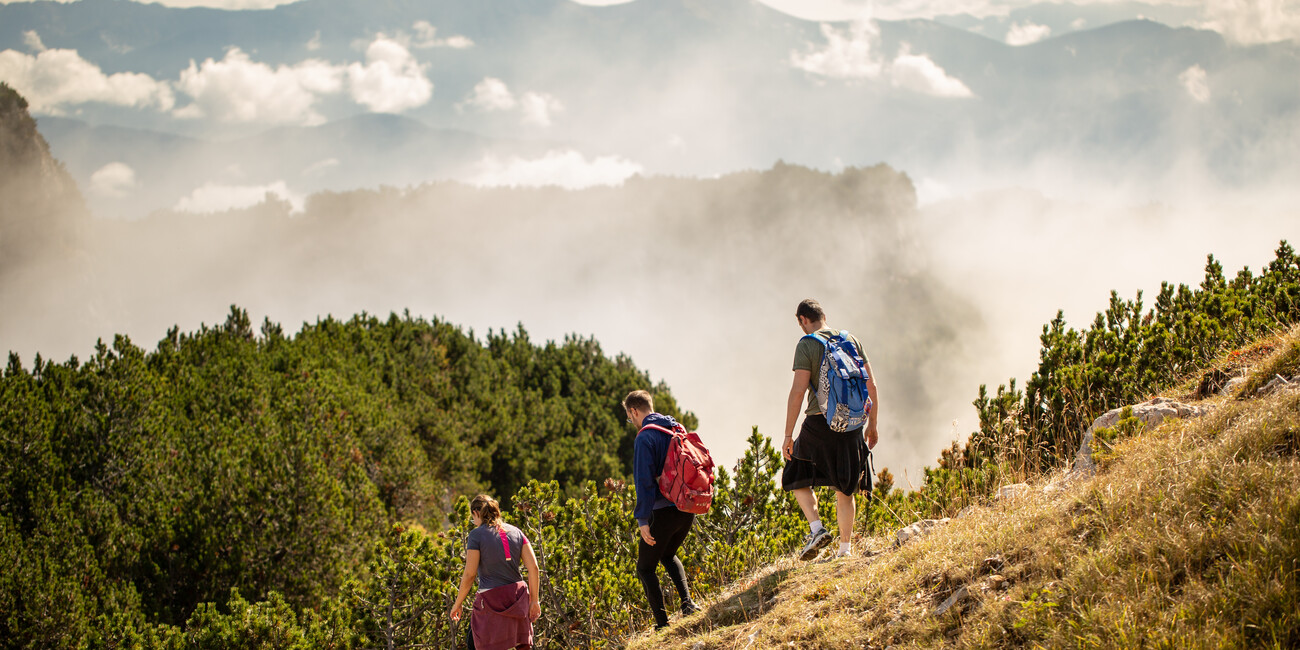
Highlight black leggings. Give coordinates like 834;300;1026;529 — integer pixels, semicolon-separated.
636;507;695;627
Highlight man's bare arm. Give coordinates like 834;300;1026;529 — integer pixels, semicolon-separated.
784;369;811;460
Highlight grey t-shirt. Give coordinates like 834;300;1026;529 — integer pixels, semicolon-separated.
793;328;868;417
466;522;529;591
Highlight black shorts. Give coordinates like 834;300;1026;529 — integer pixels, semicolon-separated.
782;414;871;496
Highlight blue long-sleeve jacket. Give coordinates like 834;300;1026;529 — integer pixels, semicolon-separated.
633;412;678;526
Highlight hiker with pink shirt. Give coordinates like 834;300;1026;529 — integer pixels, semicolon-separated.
450;494;541;650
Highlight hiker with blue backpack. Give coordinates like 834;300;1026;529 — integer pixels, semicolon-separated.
783;299;878;560
624;389;712;630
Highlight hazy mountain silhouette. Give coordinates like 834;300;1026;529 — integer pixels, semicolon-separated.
40;113;558;216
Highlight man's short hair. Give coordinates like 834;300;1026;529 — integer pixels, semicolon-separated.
622;390;654;413
796;299;825;322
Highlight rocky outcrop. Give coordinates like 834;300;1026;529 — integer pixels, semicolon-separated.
0;82;87;278
1070;397;1206;481
896;518;950;546
996;483;1030;501
1252;374;1300;397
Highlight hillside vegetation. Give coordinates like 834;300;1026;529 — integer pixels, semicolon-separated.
3;239;1295;649
0;308;696;643
631;326;1300;649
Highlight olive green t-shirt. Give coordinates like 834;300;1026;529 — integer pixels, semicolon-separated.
792;328;868;417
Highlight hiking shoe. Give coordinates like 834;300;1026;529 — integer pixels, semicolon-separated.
681;599;700;616
798;527;833;560
834;547;852;559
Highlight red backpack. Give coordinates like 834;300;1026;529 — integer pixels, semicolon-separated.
639;422;716;514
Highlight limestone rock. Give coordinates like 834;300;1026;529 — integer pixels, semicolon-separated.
996;483;1030;501
931;586;969;617
896;518;949;546
1256;374;1300;396
1070;397;1207;481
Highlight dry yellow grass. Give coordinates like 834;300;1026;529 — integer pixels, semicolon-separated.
630;337;1300;650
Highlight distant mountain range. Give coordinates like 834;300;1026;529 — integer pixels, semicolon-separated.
38;113;557;216
4;0;1298;216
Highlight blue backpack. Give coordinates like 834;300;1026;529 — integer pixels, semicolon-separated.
805;330;872;432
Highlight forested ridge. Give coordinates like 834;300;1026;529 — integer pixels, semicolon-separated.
0;308;696;645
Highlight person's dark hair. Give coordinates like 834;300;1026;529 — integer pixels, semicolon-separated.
471;494;502;529
622;390;654;414
796;299;825;322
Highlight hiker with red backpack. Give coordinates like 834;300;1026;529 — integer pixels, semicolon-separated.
624;389;709;630
782;299;879;560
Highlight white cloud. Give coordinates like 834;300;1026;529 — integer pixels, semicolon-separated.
174;180;303;213
411;21;474;49
519;91;564;127
306;31;322;51
462;77;518;112
467;150;643;189
443;35;475;49
914;176;954;206
1200;0;1300;44
22;30;46;52
3;32;433;124
790;19;884;79
0;43;174;113
173;48;343;125
1006;20;1052;45
890;47;975;97
302;157;340;177
791;20;973;97
1070;17;1088;30
345;35;433;113
460;78;563;126
1179;64;1211;102
89;162;137;198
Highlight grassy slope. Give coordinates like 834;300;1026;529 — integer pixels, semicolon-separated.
631;330;1300;649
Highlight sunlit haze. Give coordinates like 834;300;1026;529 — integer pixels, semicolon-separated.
2;0;1298;486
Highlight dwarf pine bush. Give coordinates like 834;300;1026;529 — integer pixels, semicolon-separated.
914;241;1300;516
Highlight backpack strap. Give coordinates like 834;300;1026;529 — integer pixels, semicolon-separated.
638;423;684;437
801;332;828;346
801;331;831;388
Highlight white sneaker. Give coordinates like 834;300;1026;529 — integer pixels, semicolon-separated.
798;527;834;560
